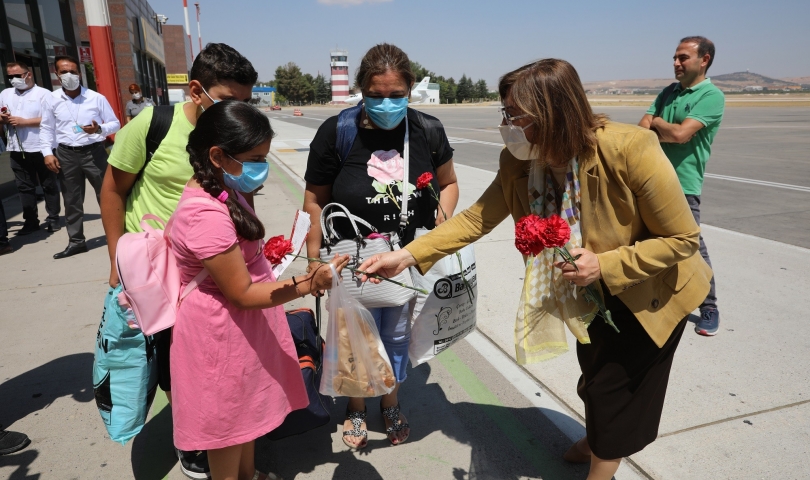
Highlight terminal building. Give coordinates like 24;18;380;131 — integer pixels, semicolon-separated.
251;86;275;106
0;0;82;90
330;49;348;103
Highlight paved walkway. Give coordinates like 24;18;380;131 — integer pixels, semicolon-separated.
0;115;808;479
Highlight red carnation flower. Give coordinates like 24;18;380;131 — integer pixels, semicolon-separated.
263;235;293;265
514;215;547;256
0;107;8;114
416;172;433;190
539;214;571;248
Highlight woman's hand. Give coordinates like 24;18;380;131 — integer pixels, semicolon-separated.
357;250;417;283
308;254;350;292
553;247;601;287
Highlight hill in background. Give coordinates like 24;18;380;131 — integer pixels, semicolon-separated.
583;71;807;93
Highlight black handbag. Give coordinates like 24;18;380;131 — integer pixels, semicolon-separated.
265;298;332;440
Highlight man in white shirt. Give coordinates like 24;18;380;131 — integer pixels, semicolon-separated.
40;55;120;259
0;61;61;235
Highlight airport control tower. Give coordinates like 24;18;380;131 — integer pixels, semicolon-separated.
330;49;349;103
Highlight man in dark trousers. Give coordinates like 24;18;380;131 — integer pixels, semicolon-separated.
0;60;61;234
39;55;120;259
638;36;725;336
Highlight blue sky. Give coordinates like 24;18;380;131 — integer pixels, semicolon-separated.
150;0;810;87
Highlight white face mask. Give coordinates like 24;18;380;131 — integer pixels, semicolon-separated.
10;76;28;91
499;123;535;160
132;92;142;100
59;73;81;91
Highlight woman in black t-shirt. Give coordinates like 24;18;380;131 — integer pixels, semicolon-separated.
304;44;459;450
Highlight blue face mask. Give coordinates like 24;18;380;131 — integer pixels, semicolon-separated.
222;154;269;193
364;97;408;130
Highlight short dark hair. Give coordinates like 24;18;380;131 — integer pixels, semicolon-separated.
680;36;715;72
54;55;80;71
355;43;415;92
190;43;258;89
6;61;30;72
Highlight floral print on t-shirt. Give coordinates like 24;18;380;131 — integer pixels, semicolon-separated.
367;149;416;210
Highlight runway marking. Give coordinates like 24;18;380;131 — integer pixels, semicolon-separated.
444;125;500;133
721;125;810;129
705;173;810;192
447;137;503;147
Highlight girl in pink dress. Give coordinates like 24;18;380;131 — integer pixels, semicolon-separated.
170;101;348;480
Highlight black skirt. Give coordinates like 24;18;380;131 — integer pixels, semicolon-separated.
576;285;687;459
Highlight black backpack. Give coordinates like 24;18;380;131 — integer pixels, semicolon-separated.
265;298;332;440
135;105;174;182
335;102;445;168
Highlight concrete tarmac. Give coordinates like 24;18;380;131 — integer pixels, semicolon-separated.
273;105;810;248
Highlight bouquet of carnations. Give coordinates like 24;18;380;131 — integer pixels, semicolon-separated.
514;214;617;332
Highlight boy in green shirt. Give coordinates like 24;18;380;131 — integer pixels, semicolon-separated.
99;43;257;480
639;36;725;337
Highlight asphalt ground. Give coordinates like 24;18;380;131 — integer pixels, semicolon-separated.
269;105;810;248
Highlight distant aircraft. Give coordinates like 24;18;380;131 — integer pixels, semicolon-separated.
345;76;431;105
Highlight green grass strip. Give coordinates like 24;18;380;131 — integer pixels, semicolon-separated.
268;159;304;203
437;349;570;479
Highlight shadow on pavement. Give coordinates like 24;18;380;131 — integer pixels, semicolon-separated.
131;405;177;480
0;354;93;477
257;362;588;480
0;353;94;430
0;448;40;479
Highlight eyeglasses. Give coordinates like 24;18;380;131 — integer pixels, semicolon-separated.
7;73;28;79
498;106;530;126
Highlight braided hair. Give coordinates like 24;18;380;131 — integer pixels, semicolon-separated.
186;101;274;241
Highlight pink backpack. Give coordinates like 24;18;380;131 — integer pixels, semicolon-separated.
115;197;220;335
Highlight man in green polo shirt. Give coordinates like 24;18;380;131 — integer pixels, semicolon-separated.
639;35;725;337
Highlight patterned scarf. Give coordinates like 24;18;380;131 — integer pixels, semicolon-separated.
514;157;598;364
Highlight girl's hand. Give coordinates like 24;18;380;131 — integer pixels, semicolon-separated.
553;248;601;287
309;254;350;292
357;250;417;283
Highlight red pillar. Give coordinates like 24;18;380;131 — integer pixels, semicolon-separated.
85;0;124;123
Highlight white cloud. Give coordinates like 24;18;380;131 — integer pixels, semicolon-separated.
317;0;392;6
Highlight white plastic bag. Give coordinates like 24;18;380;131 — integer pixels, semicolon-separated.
320;265;396;398
409;229;478;365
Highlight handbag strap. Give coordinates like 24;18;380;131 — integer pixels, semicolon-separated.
320;202;373;245
323;211;377;237
399;118;410;232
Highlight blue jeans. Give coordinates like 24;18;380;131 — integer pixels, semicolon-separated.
685;194;717;310
367;303;412;383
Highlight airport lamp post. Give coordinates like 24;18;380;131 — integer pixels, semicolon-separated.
183;0;194;60
195;3;202;53
84;0;124;123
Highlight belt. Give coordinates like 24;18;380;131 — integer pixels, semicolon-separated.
58;142;103;152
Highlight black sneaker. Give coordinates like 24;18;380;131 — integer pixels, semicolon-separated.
0;243;12;256
176;448;211;479
0;427;31;455
695;308;720;336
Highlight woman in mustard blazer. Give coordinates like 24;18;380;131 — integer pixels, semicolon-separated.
359;59;712;480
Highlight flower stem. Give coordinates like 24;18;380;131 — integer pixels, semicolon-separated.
385;183;401;209
289;254;428;295
555;246;618;333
